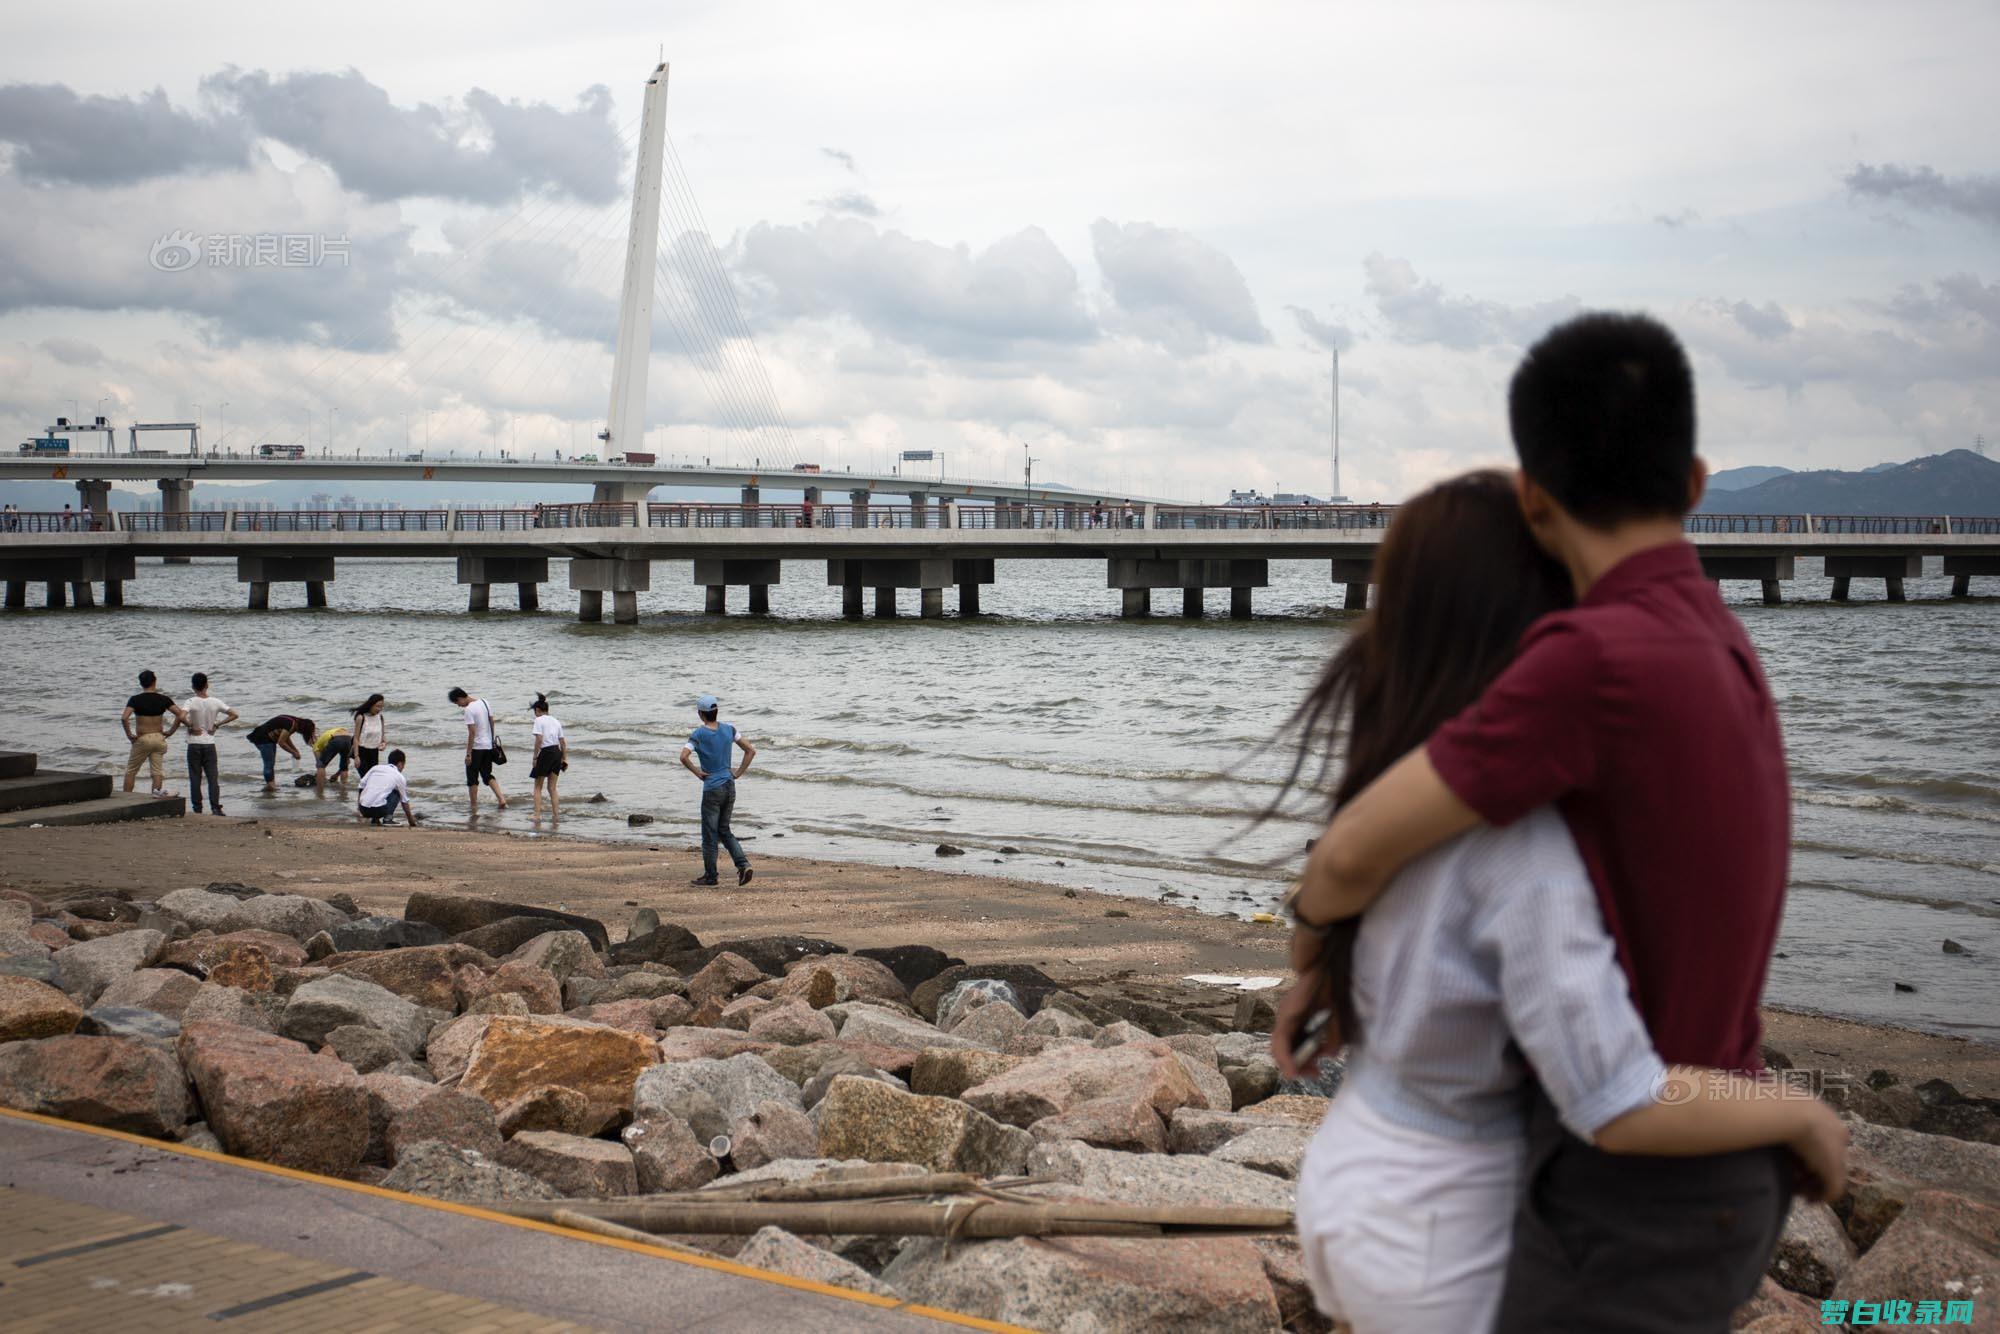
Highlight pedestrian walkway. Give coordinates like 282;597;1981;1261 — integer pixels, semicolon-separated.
0;1110;1015;1332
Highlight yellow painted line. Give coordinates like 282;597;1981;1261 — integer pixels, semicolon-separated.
0;1107;1032;1333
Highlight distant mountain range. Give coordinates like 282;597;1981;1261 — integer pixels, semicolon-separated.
1707;465;1795;491
1700;450;2000;517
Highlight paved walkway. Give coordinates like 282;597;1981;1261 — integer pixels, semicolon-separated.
0;1111;1013;1332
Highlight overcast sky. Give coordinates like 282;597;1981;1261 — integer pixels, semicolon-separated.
1;0;1994;501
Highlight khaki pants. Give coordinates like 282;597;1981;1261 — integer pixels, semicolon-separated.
124;733;168;788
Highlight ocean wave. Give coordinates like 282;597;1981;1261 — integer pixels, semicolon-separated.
752;766;1318;825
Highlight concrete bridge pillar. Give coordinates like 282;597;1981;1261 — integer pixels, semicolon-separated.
69;580;94;608
909;491;930;530
1944;555;2000;598
954;559;994;616
3;553;136;612
1110;557;1266;620
829;557;952;619
4;581;23;611
920;587;944;618
1701;554;1794;607
458;556;548;613
158;479;194;564
75;479;112;527
46;581;65;609
104;579;124;608
236;555;335;610
568;557;649;624
849;488;872;529
694;558;780;616
1826;554;1921;604
740;484;761;527
518;583;539;611
842;579;864;618
1330;558;1373;611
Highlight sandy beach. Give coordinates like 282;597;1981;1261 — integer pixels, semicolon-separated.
3;813;1995;1095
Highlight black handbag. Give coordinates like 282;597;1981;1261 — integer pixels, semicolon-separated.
483;701;508;765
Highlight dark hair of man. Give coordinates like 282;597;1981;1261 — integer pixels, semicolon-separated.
531;693;549;714
387;748;407;766
698;707;718;723
447;688;467;703
1265;470;1574;1040
138;670;156;688
1508;312;1697;528
192;672;208;691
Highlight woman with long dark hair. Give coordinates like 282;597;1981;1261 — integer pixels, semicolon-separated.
528;693;567;822
1282;473;1843;1333
351;694;387;776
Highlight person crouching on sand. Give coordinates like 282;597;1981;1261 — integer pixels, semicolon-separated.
356;749;418;826
679;693;754;887
529;692;567;822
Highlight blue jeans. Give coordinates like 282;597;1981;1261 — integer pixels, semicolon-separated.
252;740;278;783
360;790;403;823
187;744;221;812
700;780;748;878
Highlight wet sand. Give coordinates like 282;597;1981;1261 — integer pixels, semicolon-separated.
4;814;1995;1095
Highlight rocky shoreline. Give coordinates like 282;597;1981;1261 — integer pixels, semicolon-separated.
1;878;1996;1332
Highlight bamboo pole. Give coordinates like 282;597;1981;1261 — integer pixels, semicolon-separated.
492;1199;1295;1238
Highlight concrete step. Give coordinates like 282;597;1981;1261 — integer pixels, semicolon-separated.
0;791;185;828
0;752;35;780
0;770;113;813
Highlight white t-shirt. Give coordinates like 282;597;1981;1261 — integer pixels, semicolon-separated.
354;711;386;748
182;695;229;745
357;763;409;809
464;700;494;749
532;715;564;751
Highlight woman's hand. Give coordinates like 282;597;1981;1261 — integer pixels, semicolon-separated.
1789;1102;1850;1203
1270;961;1340;1080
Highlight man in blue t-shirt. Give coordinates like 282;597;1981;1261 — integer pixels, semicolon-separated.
678;693;757;886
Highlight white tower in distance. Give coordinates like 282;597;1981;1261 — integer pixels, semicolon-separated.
601;62;670;461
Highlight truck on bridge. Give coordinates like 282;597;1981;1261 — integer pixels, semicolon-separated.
16;437;68;456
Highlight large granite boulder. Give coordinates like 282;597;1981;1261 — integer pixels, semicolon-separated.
605;922;704;967
402;891;609;952
623;1114;720;1192
1027;1139;1295;1209
854;945;963;995
1029;1092;1171;1154
730;1100;819;1170
181;983;283;1034
330;917;447;953
77;1007;180;1044
1829;1190;2000;1329
177;1021;368;1173
359;1070;435;1163
688;952;769;1010
912;963;1061;1021
385;1087;503;1164
467;960;563;1015
735;1226;898;1298
883;1234;1280;1332
909;1049;1026;1100
1210;1125;1313;1179
775;955;909;1008
505;930;603;984
838;1007;984;1053
458;1016;657;1136
330;946;476;1010
379;1141;560;1201
633;1053;800;1142
815;1075;1031;1176
157;888;242;933
1768;1198;1856;1299
498;1131;638;1198
52;929;166;1006
0;975;83;1041
94;968;202;1020
962;1041;1207;1128
0;1034;189;1136
218;895;350;942
748;1001;837;1047
280;975;434;1055
495;1084;593;1137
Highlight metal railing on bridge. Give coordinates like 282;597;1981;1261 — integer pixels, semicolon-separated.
0;511;110;533
229;510;453;532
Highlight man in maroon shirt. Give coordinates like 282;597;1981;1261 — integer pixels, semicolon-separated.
1277;313;1804;1331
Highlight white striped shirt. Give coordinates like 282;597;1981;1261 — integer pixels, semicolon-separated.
1343;807;1666;1143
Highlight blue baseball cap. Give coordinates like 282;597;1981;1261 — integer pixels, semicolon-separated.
697;694;718;711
